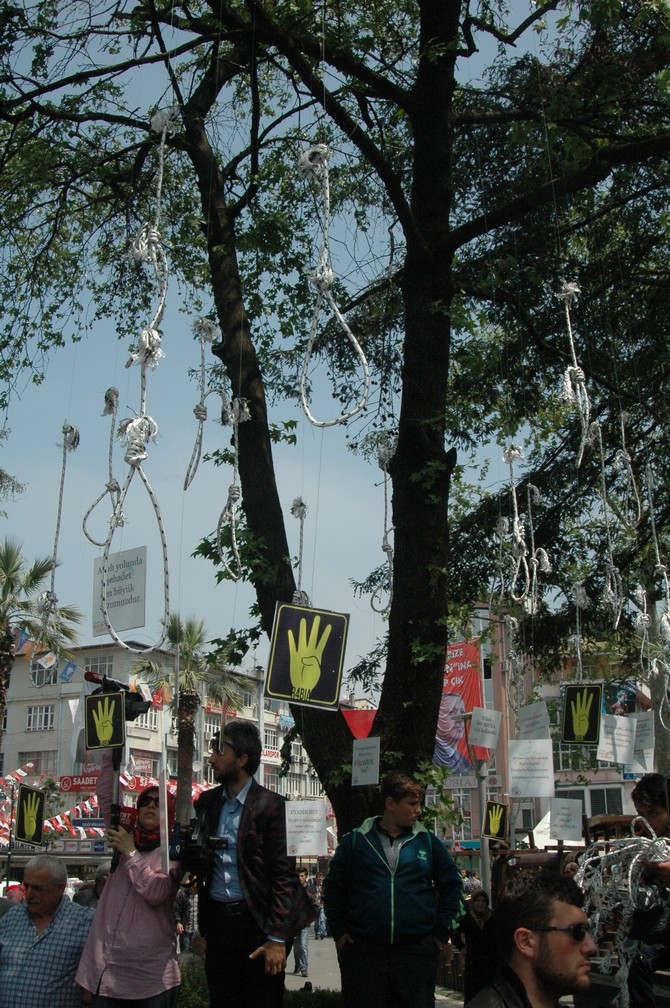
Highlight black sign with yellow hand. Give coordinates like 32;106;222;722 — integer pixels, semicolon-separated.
85;690;126;749
15;784;45;846
482;800;508;840
266;603;349;709
562;684;602;744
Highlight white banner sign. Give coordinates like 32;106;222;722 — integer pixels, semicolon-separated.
93;546;147;636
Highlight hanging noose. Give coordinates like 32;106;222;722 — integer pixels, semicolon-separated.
98;109;179;654
298;144;370;428
215;396;250;581
557;281;591;468
183;317;226;490
82;388;122;546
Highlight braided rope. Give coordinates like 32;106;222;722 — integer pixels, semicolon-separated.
371;435;394;615
557;281;591;468
183;318;223;490
97;111;178;652
591;422;624;629
568;582;590;681
298;145;370;428
82;389;122;547
290;497;310;605
32;423;79;680
215;396;250;581
614;413;643;529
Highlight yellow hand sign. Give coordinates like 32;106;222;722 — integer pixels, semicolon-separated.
570;688;593;742
92;695;117;746
287;614;332;699
22;791;40;841
489;804;505;836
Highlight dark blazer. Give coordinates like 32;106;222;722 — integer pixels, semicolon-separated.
194;779;317;942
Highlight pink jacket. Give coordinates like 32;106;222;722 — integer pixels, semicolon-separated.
75;757;180;998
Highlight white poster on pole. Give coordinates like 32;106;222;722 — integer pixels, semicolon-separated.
550;797;583;842
93;546;147;636
469;707;501;749
518;701;551;740
352;737;380;786
285;801;328;857
508;738;555;798
597;713;636;765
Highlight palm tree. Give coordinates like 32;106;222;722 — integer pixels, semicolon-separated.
132;612;245;825
0;537;82;749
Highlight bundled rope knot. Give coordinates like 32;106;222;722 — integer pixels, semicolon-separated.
62;424;80;451
297;144;330;180
118;416;159;466
150;106;180;136
126;326;164;369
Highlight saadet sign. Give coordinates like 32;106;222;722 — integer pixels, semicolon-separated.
59;774;99;793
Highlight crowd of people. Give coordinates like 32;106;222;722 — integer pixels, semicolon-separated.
0;724;668;1008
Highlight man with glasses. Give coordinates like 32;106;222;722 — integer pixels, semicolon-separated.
188;720;316;1008
466;871;597;1008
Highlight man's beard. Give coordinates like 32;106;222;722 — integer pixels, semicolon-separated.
534;939;591;1000
215;764;240;787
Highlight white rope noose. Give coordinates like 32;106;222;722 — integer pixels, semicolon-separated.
298;144;370;428
183;317;224;490
557;281;591;468
370;435;395;615
526;483;552;616
98;109;178;654
590;421;625;629
215;396;250;581
82;388;122;547
32;422;80;681
613;412;643;531
290;497;311;606
568;581;590;681
502;445;530;605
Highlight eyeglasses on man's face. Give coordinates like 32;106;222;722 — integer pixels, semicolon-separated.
209;738;238;756
532;923;591;942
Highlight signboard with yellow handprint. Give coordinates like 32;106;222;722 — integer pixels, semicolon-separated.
482;800;508;841
15;784;46;846
562;684;602;744
85;690;126;749
266;603;349;709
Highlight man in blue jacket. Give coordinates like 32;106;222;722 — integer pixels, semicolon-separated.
323;770;464;1008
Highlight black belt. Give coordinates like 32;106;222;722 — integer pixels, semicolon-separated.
211;899;249;915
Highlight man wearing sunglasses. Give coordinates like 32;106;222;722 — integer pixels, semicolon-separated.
189;720;316;1008
465;871;597;1008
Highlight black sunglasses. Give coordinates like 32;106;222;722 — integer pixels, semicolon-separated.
138;795;160;808
532;923;591;942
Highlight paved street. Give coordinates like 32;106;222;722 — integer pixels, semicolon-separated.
283;932;465;1007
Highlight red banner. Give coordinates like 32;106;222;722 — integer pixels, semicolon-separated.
434;641;487;771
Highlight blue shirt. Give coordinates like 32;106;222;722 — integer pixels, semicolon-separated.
0;897;94;1008
210;777;253;902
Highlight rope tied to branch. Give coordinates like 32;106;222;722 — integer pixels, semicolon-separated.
183;317;224;490
556;281;591;467
215;396;250;581
298;144;370;427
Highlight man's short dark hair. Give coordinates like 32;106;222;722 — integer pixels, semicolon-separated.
632;773;668;811
224;720;262;775
380;771;425;805
495;870;585;962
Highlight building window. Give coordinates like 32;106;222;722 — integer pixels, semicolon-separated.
264;727;278;750
265;769;279;792
84;653;115;678
30;659;57;687
18;750;58;776
204;715;220;743
308;776;323;798
132;709;158;731
26;705;55;731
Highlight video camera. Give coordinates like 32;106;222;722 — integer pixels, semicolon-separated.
172;812;228;875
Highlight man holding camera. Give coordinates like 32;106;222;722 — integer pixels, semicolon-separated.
184;720;315;1008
